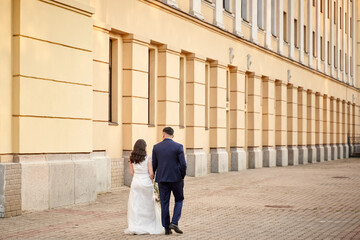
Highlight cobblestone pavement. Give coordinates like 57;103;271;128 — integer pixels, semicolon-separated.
1;158;360;240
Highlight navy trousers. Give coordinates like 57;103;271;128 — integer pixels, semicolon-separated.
158;181;184;230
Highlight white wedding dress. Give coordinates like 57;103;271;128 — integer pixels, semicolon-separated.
124;156;163;235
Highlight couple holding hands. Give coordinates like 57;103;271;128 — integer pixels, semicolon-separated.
125;127;187;235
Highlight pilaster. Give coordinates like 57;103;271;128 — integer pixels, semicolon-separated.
323;95;331;160
122;34;151;151
214;0;225;29
299;0;304;63
298;87;308;164
307;90;316;163
275;80;288;166
157;45;181;128
287;84;298;165
342;101;349;158
347;0;351;83
190;0;204;20
316;0;321;70
250;0;258;43
315;93;324;162
308;0;313;68
185;54;208;175
341;0;346;81
210;61;228;172
330;97;338;159
234;0;243;37
323;0;328;74
264;0;272;49
230;69;246;170
262;77;276;167
330;0;335;76
247;73;263;168
336;99;344;158
336;0;340;79
277;0;284;55
352;0;355;86
288;0;295;59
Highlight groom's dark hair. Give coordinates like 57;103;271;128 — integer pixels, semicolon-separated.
163;127;174;136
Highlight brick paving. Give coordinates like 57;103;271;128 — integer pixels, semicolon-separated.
1;158;360;240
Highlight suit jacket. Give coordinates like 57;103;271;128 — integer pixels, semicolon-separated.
152;138;187;183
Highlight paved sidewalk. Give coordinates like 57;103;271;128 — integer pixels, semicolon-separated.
1;158;360;240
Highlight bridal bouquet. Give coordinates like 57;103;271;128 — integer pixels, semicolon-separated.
153;182;161;205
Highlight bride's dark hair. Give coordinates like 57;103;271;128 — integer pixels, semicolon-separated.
130;139;147;164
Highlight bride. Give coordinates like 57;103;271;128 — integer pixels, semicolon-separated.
124;139;163;235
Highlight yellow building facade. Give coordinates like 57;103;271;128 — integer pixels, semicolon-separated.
0;0;359;217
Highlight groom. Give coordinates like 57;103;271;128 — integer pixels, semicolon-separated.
152;127;187;235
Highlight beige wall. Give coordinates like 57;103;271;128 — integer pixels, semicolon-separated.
11;0;94;153
0;0;359;168
0;0;12;158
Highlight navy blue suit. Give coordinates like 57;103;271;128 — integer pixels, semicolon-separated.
152;138;187;230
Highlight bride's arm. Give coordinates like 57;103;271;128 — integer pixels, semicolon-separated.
148;157;154;180
129;162;134;176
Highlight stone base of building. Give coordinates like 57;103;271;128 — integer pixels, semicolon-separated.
14;153;97;211
210;148;228;173
356;144;360;153
276;146;288;167
331;144;338;160
349;144;355;156
324;144;331;161
248;147;262;169
92;151;111;193
123;151;132;187
316;145;325;162
343;144;349;158
0;163;22;218
307;146;317;163
186;149;207;176
262;147;276;167
230;148;246;171
111;157;124;188
288;146;299;166
337;144;344;159
298;146;308;164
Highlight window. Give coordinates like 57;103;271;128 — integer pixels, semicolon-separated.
205;63;210;130
345;13;348;33
334;46;337;68
340;7;342;29
257;0;263;29
109;39;113;122
345;53;348;73
334;2;336;24
304;26;307;52
327;41;330;64
241;0;248;21
179;55;186;128
109;37;119;124
321;0;324;12
271;0;276;36
350;17;353;37
148;47;156;126
283;11;288;42
294;19;298;48
340;50;342;70
321;36;324;60
350;56;353;76
328;0;330;18
313;31;316;57
313;0;316;7
223;0;231;12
